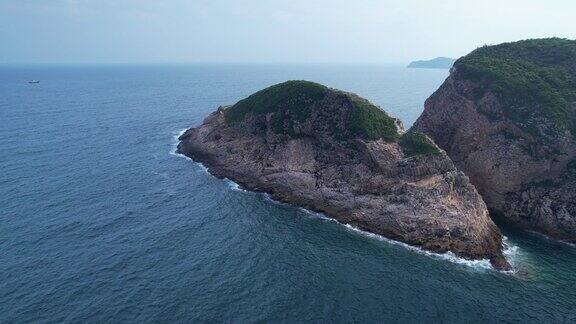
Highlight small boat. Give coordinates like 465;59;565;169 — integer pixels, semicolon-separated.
28;80;40;84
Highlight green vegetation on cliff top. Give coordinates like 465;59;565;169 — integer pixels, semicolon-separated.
347;94;399;141
224;80;399;141
225;81;329;123
455;38;576;135
399;131;441;157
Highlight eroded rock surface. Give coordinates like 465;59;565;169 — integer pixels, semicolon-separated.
178;81;509;269
414;38;576;242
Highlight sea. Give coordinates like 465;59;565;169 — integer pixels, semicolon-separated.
1;64;575;323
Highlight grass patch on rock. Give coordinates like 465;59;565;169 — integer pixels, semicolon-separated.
400;131;441;157
348;94;399;141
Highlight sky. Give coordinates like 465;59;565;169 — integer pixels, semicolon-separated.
1;0;575;64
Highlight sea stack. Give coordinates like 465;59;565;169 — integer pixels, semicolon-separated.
414;38;576;243
178;80;509;269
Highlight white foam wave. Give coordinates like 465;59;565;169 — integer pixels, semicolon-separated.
170;128;210;174
500;236;535;276
169;128;189;157
170;129;247;190
502;237;519;261
299;207;337;223
502;248;519;274
174;128;187;140
169;128;514;273
298;206;496;271
225;179;247;192
262;193;286;205
196;162;209;172
342;224;494;270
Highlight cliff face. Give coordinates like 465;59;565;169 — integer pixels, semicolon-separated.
413;38;576;242
178;81;509;269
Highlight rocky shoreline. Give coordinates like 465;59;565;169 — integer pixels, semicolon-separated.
177;81;510;270
177;39;576;270
414;38;576;244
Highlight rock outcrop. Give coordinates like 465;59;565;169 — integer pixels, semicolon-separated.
414;38;576;243
178;80;509;269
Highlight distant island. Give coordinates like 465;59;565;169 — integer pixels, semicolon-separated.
407;57;456;69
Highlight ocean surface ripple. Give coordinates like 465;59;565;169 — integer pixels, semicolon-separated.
1;64;575;323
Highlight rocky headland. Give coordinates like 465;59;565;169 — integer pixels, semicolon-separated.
414;38;576;243
178;80;510;269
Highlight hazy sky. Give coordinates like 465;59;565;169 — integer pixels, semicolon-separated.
1;0;575;64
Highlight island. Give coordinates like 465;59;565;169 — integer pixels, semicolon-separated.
178;80;510;269
407;57;456;69
414;38;576;243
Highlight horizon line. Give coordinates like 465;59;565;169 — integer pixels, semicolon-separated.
0;60;441;67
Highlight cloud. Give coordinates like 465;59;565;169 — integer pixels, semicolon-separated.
1;0;575;63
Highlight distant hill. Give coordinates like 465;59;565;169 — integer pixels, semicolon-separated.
407;57;456;69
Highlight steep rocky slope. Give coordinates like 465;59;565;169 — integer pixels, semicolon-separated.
178;81;509;269
414;38;576;242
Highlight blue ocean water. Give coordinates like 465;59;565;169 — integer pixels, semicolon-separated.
1;64;575;323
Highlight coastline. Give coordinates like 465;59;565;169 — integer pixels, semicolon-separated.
172;128;517;273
